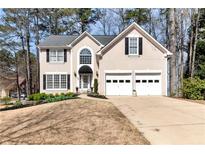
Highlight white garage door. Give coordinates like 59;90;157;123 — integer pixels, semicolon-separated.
135;73;161;95
106;73;132;96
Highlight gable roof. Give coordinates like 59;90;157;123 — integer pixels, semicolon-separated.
97;22;172;56
38;33;116;48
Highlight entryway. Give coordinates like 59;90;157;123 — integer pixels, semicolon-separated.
79;74;92;91
78;65;93;92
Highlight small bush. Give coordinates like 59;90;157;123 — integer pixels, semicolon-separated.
182;77;205;100
28;93;48;102
94;78;98;94
14;101;23;108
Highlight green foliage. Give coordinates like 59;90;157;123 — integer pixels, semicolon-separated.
195;40;205;79
94;78;98;94
14;100;23;108
125;9;150;25
28;93;48;102
28;92;77;103
182;77;205;100
0;96;11;104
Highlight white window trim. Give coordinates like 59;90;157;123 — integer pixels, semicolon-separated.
45;73;67;90
128;37;139;56
49;49;65;63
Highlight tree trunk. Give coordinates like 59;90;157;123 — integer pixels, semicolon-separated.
179;9;184;97
25;10;32;95
188;9;195;77
34;9;40;93
169;8;177;96
191;9;200;78
20;34;29;96
15;53;21;101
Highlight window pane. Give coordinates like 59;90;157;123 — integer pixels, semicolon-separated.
113;80;118;83
80;48;91;64
136;80;141;83
50;51;57;62
129;37;138;55
54;75;60;88
61;75;67;89
125;80;130;83
119;80;124;83
106;80;111;83
47;75;53;89
57;51;64;62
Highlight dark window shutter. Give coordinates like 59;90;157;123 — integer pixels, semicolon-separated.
64;49;67;62
139;37;143;55
46;49;49;62
125;37;129;55
43;74;46;90
67;74;70;89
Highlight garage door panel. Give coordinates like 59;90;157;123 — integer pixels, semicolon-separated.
135;73;161;96
106;73;132;96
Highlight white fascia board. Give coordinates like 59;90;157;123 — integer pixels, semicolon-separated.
38;46;70;49
104;70;133;73
134;70;162;73
44;72;68;74
67;31;103;47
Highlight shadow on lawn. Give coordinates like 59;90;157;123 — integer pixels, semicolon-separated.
0;100;149;144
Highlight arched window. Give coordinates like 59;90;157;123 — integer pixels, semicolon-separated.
80;48;92;64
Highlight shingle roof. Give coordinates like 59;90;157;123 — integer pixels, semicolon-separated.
38;35;116;47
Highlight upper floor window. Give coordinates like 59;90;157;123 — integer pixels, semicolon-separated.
80;48;91;64
129;37;138;55
49;50;64;62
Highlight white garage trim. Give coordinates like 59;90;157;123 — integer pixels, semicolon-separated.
134;70;162;73
104;70;132;73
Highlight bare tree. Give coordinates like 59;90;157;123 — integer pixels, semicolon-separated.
169;8;177;96
191;8;200;78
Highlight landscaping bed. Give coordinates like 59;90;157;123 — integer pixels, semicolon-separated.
87;92;107;99
0;99;149;144
0;92;78;111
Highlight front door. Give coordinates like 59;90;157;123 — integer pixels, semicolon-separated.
80;74;91;91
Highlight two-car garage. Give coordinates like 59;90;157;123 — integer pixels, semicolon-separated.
105;72;162;96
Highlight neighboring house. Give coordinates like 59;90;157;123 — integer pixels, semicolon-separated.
38;22;172;96
0;76;26;98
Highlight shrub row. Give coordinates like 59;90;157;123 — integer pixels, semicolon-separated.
28;92;77;103
182;77;205;100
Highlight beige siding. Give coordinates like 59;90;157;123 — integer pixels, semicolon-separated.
98;28;167;95
40;49;71;94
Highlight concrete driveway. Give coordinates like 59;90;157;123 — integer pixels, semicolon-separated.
109;96;205;144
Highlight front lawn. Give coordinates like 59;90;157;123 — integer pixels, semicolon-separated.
0;99;149;144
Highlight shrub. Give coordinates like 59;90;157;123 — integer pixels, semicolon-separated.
182;77;205;100
94;78;98;94
28;93;48;102
28;92;77;103
14;100;23;108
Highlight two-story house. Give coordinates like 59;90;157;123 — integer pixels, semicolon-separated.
38;22;172;96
